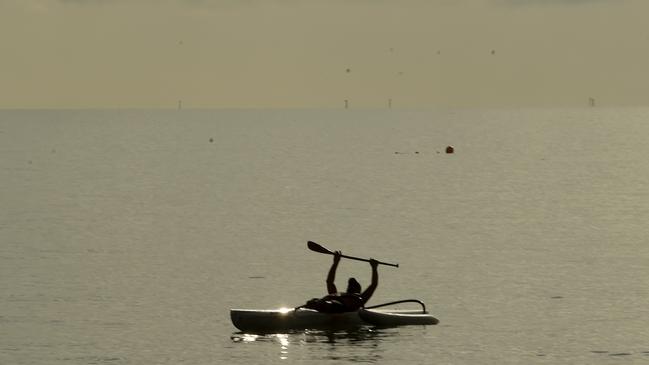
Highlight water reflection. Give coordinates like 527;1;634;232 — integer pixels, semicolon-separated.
277;334;289;360
231;327;396;363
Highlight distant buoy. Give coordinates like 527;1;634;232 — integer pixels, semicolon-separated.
445;146;454;154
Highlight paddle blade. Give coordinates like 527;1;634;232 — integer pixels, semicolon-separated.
307;241;333;255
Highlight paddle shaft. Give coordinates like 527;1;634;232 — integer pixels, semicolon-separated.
339;253;399;268
307;241;399;268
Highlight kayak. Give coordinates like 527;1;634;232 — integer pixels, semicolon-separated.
231;306;438;332
358;307;438;326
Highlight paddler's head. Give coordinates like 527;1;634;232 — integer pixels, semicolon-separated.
346;278;361;294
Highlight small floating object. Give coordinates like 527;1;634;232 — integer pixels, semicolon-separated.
209;138;214;143
445;146;454;154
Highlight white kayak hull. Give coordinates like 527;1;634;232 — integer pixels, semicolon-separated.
231;308;438;332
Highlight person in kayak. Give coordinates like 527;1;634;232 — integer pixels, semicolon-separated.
302;251;379;313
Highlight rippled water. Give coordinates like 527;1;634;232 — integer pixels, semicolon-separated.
1;108;648;364
229;328;413;363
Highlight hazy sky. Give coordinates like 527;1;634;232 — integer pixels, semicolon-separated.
1;0;648;108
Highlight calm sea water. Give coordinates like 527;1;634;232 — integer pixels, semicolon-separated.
1;108;648;364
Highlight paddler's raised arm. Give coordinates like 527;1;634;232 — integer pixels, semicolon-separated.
360;259;379;305
326;251;342;294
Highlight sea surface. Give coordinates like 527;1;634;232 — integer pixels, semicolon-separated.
1;108;648;364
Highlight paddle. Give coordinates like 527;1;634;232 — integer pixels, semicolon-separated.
307;241;399;268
